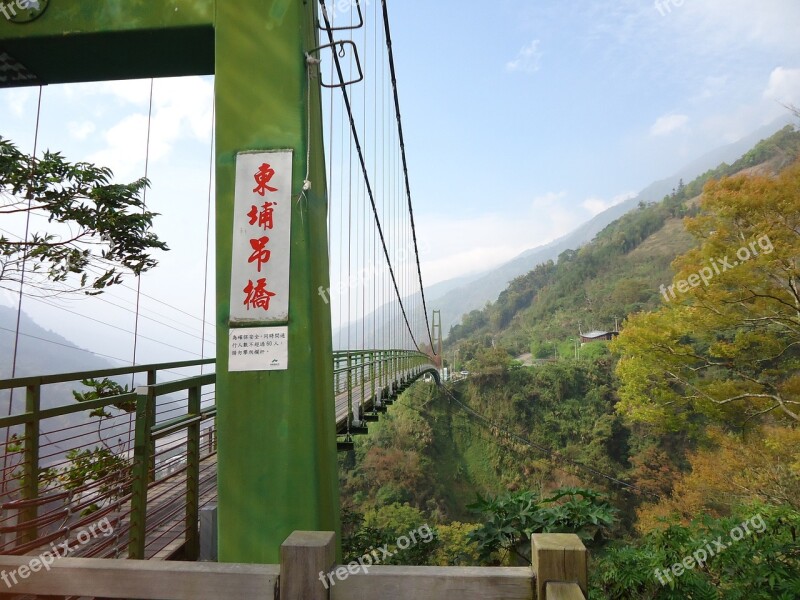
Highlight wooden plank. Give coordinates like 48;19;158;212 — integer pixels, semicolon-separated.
546;582;586;600
531;534;587;600
331;566;534;600
280;531;336;600
0;555;278;600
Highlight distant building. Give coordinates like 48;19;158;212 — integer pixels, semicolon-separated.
579;330;619;344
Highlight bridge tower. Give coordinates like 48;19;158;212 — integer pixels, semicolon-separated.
431;310;444;368
0;0;339;563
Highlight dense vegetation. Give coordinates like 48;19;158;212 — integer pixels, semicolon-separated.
339;125;800;597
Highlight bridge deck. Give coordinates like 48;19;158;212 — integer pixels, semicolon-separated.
63;453;219;561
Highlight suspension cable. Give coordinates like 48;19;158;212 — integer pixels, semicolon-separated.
379;0;435;353
318;0;419;350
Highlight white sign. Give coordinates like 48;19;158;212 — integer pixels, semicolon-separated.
230;150;293;323
229;327;289;372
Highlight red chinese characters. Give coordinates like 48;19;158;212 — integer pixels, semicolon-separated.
252;163;278;196
248;236;271;272
243;278;276;311
241;163;283;312
247;201;277;231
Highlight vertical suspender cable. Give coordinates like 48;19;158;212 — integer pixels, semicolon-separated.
8;86;42;389
380;0;435;352
2;86;43;497
131;79;155;375
372;0;378;349
200;100;216;373
319;0;419;350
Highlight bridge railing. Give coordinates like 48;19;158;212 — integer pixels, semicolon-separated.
0;351;437;560
333;350;439;437
0;358;216;559
0;531;587;599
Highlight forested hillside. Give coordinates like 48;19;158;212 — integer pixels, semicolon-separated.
448;125;800;358
339;124;800;598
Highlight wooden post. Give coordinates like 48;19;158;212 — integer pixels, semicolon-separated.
280;531;336;600
546;582;586;600
531;534;587;600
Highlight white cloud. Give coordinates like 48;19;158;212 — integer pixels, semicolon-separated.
582;192;636;217
763;66;800;107
506;40;543;74
419;191;579;285
690;75;729;103
650;113;689;136
676;0;800;54
531;190;567;208
4;88;34;118
67;120;96;141
88;76;214;178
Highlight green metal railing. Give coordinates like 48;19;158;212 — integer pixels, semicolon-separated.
0;351;437;559
0;358;216;559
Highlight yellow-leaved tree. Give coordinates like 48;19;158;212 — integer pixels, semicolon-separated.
612;160;800;430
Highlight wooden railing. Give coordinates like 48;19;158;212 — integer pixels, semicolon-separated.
0;531;587;599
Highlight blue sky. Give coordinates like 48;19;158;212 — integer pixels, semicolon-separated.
1;0;799;363
394;0;800;281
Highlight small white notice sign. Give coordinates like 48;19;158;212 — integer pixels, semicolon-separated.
229;327;289;372
230;150;293;324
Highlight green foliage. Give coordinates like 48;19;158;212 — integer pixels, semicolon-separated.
363;502;427;533
0;136;168;294
58;447;130;515
73;377;134;418
342;505;439;566
591;504;800;600
431;521;481;566
467;488;617;565
613;160;800;429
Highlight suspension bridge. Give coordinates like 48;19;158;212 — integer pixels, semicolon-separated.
0;0;442;566
0;3;588;599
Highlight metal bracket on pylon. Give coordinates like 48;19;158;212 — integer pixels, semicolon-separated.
317;0;364;31
307;40;364;88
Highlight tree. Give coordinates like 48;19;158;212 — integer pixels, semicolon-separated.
613;161;800;429
467;488;616;565
0;137;168;295
591;504;800;600
635;426;800;532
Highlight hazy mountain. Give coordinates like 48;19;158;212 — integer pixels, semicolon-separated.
426;115;796;332
445;123;800;355
0;304;117;379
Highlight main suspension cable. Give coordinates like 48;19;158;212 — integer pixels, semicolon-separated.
318;0;419;350
380;0;435;352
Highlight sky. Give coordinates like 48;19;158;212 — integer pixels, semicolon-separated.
1;0;799;365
